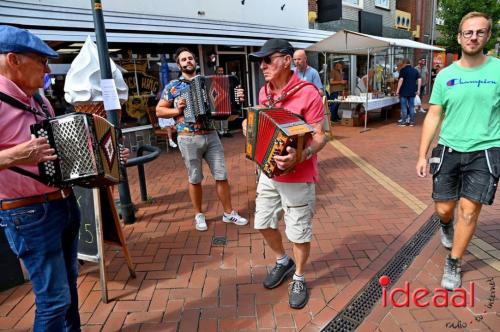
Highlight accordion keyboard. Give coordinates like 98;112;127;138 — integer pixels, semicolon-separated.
34;127;57;178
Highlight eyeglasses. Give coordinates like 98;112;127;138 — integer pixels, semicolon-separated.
20;53;49;67
261;54;286;65
460;28;489;39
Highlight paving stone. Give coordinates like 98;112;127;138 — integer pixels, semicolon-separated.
3;122;499;332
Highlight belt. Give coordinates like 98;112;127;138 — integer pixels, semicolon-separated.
178;130;214;136
0;188;73;211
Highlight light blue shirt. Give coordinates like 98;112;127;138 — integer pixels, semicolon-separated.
294;66;323;91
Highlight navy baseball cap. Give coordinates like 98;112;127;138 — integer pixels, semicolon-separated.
0;25;59;58
249;39;294;62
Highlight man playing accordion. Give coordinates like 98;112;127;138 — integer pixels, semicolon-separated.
0;25;81;331
156;48;247;232
243;39;327;309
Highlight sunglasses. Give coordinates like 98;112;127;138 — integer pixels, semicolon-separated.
261;54;286;65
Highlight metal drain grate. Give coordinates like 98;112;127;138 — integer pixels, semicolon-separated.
322;214;440;332
212;236;227;246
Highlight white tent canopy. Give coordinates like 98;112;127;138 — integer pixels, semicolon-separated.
306;29;444;133
306;29;445;54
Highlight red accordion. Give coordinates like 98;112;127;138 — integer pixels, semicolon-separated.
245;107;313;178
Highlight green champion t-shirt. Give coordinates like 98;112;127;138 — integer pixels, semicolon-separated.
429;56;500;152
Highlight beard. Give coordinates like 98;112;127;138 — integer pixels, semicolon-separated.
462;47;484;57
181;65;196;75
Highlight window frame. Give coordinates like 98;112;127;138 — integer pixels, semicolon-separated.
374;0;390;10
342;0;363;10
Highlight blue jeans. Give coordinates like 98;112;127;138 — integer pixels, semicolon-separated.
400;96;415;123
330;91;341;121
0;194;81;332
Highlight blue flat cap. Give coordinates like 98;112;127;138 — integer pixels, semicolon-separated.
0;25;59;58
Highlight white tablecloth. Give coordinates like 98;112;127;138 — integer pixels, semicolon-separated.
331;96;399;112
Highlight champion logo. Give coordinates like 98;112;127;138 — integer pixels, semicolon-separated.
446;78;496;88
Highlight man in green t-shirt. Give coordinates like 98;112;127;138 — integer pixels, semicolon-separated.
416;11;500;290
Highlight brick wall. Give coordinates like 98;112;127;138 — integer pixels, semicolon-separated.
396;0;432;43
396;0;434;63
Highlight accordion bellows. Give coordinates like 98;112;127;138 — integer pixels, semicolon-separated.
182;75;240;123
245;107;314;178
31;113;121;187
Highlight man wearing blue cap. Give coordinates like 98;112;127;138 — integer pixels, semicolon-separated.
0;25;82;331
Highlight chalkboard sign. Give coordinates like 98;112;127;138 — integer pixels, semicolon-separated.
74;186;135;303
75;187;99;257
75;186;121;259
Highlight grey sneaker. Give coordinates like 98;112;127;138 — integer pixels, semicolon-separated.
263;259;295;289
441;255;461;290
289;279;308;309
440;221;454;249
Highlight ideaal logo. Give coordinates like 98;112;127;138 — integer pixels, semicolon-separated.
445;278;496;329
379;276;496;328
379;275;474;308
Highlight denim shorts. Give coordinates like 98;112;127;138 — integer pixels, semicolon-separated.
177;131;227;184
254;174;316;243
429;145;500;205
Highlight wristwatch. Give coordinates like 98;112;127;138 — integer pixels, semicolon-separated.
305;146;313;160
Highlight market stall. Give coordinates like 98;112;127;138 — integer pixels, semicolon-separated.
307;30;444;132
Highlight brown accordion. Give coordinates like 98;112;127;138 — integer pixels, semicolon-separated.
182;75;241;123
31;113;121;188
245;107;314;178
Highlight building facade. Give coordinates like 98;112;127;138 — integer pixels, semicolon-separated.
0;0;332;126
308;0;436;94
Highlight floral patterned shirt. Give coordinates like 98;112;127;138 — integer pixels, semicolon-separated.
162;77;213;132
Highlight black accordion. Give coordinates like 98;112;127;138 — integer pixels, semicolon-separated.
31;113;122;188
245;107;314;178
181;75;241;123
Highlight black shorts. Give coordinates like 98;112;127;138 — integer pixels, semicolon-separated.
429;145;500;205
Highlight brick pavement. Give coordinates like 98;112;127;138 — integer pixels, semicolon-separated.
0;111;498;331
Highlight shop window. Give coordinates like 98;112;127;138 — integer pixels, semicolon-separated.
343;0;362;8
375;0;389;9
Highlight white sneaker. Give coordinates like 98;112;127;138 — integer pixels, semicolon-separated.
222;210;248;226
169;139;177;148
195;213;208;231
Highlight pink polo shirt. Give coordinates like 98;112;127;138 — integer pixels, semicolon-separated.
0;75;57;200
258;73;324;183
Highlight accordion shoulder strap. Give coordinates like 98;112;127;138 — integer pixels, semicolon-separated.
264;81;316;108
0;93;54;186
0;91;51;119
33;93;52;119
8;166;51;185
